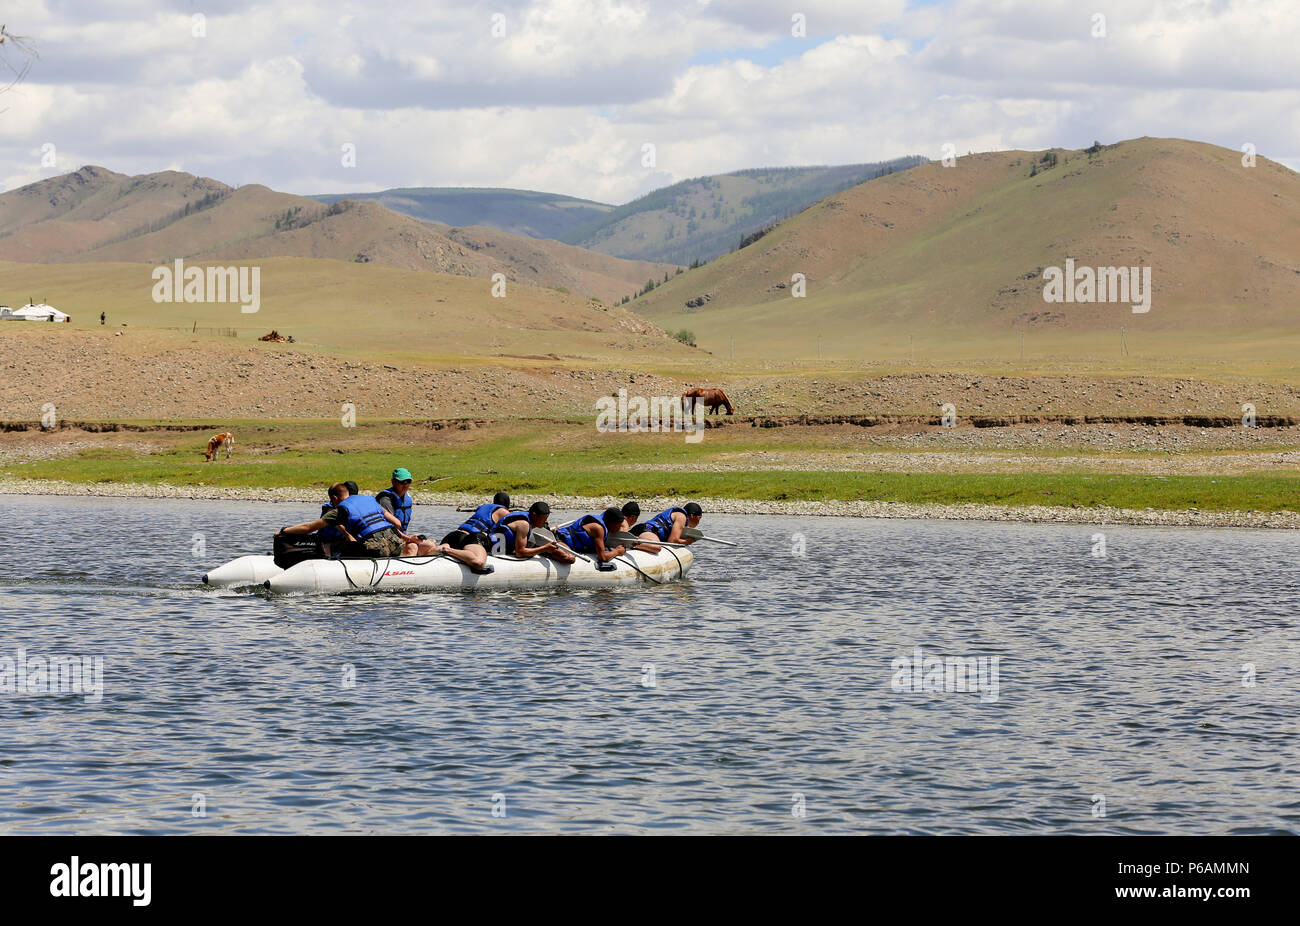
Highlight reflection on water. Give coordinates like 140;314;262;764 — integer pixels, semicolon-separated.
0;495;1296;834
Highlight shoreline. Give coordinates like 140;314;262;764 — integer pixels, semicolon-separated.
3;478;1296;529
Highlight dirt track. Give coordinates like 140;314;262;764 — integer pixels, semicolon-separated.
4;327;1300;422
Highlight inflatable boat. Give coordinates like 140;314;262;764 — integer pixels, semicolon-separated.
203;555;282;588
203;547;694;594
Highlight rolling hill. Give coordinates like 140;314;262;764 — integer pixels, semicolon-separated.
0;168;676;304
314;157;928;267
310;187;613;240
561;158;928;265
632;138;1300;360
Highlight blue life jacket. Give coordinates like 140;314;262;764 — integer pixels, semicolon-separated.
556;514;602;554
319;502;344;541
488;511;531;554
644;507;686;541
337;494;391;540
458;502;505;534
375;488;413;530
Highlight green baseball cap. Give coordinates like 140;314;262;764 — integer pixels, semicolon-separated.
392;467;413;481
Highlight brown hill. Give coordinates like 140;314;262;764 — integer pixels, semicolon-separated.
0;167;232;260
0;167;676;304
635;138;1300;358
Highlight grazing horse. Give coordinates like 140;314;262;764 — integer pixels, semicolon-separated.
682;388;735;416
204;431;234;462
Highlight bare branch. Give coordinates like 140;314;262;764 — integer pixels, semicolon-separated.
0;24;40;96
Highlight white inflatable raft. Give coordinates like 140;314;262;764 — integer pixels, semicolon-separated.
203;555;282;588
204;548;694;594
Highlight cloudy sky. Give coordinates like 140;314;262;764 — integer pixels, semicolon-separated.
2;0;1297;203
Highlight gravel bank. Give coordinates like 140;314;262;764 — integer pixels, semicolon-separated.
3;478;1296;529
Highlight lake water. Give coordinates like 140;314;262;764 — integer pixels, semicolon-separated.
1;495;1296;834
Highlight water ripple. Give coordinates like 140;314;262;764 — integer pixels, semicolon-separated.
0;496;1296;833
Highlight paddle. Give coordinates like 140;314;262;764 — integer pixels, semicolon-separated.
530;526;638;577
681;526;737;546
582;530;666;584
608;530;691;549
530;527;590;562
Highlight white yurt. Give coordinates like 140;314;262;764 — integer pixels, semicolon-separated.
11;302;71;322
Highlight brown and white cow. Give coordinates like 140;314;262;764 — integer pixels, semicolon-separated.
204;431;234;462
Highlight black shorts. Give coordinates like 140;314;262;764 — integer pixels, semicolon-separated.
441;529;491;551
629;523;650;535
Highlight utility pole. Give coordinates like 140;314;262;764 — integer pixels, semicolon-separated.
1120;326;1129;357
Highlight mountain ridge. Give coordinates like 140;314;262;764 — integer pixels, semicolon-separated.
311;157;928;266
0;168;675;304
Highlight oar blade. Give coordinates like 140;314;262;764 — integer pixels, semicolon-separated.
610;530;690;548
680;527;738;546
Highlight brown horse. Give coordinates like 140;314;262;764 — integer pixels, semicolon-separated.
682;388;735;416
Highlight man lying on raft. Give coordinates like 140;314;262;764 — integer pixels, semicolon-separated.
554;506;628;564
436;492;512;573
488;502;574;564
281;482;420;558
630;502;703;554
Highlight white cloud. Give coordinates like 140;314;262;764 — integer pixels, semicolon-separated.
1;0;1296;202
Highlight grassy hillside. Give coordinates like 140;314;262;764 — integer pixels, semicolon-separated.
562;158;928;265
322;159;929;267
0;168;675;305
310;187;614;240
0;257;692;365
633;138;1300;361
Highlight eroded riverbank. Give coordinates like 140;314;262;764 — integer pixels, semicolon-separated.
3;478;1296;529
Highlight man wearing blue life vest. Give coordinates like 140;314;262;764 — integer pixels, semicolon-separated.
314;479;360;555
375;467;439;556
631;502;703;554
437;492;512;572
488;501;574;563
554;506;628;563
280;482;419;558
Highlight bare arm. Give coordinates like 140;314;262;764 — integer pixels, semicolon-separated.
282;518;327;535
667;512;692;545
590;524;626;563
513;524;557;559
381;508;417;542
